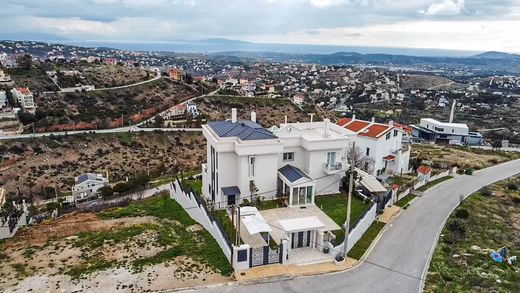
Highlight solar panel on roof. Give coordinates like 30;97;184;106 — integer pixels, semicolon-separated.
208;120;277;140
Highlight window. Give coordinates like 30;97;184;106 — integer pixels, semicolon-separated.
292;188;298;205
366;147;370;156
326;152;336;166
386;132;391;140
306;186;313;204
393;129;398;137
249;156;256;177
283;152;294;161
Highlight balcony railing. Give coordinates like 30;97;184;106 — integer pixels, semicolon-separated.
323;162;344;174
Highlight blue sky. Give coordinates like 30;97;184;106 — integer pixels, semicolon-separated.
1;0;519;52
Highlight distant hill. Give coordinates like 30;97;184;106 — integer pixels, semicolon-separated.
472;51;520;59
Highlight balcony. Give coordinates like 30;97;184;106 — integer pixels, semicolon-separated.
323;162;345;174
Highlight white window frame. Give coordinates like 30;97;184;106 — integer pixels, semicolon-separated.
283;152;294;161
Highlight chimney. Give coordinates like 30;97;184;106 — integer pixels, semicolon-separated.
284;115;288;124
310;113;314;123
371;117;375;123
324;118;330;137
231;108;237;123
352;114;356;121
389;120;394;127
251;111;256;123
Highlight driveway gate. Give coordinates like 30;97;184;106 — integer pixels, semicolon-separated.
250;244;283;267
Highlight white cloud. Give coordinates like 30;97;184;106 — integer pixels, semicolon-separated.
421;0;466;16
243;19;520;52
309;0;346;8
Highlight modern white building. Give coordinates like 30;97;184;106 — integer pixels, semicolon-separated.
72;173;109;203
0;69;11;82
0;91;7;109
411;118;483;145
186;101;199;117
11;87;36;112
338;116;411;176
201;109;355;208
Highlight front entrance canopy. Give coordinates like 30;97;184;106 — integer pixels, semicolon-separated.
278;216;326;233
221;186;241;196
240;206;272;235
278;164;313;185
360;177;387;193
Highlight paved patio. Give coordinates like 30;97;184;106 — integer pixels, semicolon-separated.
288;247;335;265
260;205;341;244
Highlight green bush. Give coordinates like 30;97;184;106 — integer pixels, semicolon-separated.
479;186;493;197
455;208;470;219
506;182;518;190
465;168;473;175
446;219;466;237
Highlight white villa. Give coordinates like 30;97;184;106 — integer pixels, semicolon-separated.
202;109;356;207
11;87;36;112
0;91;7;109
72;173;109;203
338;115;411;176
202;109;358;262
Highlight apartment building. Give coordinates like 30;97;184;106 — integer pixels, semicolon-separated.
11;87;36;112
201;109;355;208
338;115;411;176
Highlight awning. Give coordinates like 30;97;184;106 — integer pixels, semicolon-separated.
360;177;388;193
240;206;272;235
278;164;311;183
221;186;241;196
278;216;326;233
383;155;396;161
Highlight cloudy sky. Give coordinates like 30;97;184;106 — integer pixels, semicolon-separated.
1;0;519;52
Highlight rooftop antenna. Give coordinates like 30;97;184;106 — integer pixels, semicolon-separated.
449;99;456;123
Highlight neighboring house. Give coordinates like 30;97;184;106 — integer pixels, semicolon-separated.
169;68;184;81
338;115;411;176
1;54;19;68
72;173;109;203
0;69;11;82
417;165;432;182
11;87;36;112
411;118;483;145
201;108;355;207
104;58;117;65
170;104;186;118
293;94;304;105
0;91;7;109
186;101;199;117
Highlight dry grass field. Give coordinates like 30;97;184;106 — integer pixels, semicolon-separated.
79;65;152;88
0;195;232;293
0;131;205;201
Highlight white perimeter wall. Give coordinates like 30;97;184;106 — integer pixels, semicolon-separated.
328;202;377;256
169;181;232;262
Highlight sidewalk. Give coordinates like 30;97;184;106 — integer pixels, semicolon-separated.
235;257;357;283
379;205;401;224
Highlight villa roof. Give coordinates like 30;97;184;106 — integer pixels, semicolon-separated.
75;173;103;184
359;124;393;139
208;120;277;141
278;164;310;183
417;165;432;175
343;120;370;132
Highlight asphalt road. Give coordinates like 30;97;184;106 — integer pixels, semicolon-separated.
0;126;202;140
189;159;520;293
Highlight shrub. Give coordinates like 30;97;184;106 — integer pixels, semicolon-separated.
335;255;345;262
479;186;493;197
446;219;466;237
506;182;518;191
465;168;473;175
455;208;470;219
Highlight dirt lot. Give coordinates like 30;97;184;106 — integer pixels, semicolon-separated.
0;195;232;292
79;64;152;88
197;95;310;127
400;74;465;90
411;144;520;171
0;131;205;201
36;78;203;128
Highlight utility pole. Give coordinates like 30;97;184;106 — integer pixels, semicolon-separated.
343;141;355;258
